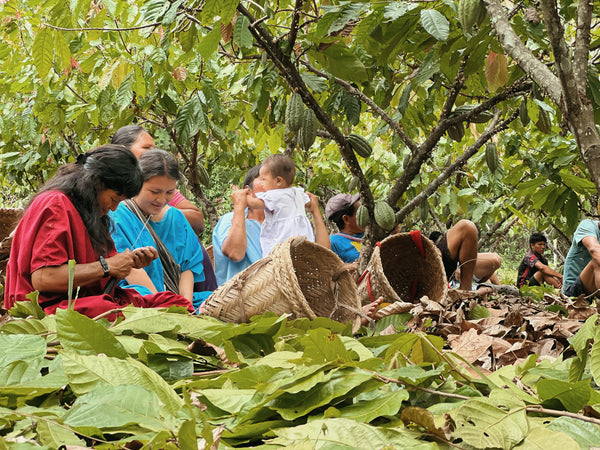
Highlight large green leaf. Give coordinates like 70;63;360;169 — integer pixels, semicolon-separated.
335;390;408;422
514;424;579;450
452;396;529;449
590;325;600;386
560;170;596;193
546;416;600;449
233;15;253;50
60;352;183;415
268;368;376;420
55;309;128;358
536;379;592;413
36;420;86;448
197;26;222;60
266;417;437;448
312;44;368;83
0;335;46;383
300;328;353;363
63;384;173;431
196;389;256;414
32;27;54;78
174;94;205;144
420;9;449;41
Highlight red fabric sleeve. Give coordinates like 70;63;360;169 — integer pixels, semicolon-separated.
168;189;186;207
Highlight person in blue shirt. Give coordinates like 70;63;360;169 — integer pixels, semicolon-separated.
110;149;207;310
212;165;265;285
326;194;364;263
562;219;600;297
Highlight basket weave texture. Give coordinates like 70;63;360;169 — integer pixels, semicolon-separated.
0;208;23;280
0;208;23;242
357;231;447;306
202;236;361;323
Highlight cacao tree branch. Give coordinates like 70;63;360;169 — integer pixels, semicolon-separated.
478;201;524;247
238;2;389;267
237;3;376;214
386;60;468;207
573;0;593;90
525;405;600;427
301;60;419;153
287;0;303;52
395;111;517;223
488;216;518;253
484;0;562;104
43;22;163;32
429;204;446;233
537;0;578;114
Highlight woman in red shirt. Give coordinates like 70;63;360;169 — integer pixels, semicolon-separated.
4;145;193;318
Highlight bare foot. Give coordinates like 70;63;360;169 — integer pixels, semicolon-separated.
361;296;383;325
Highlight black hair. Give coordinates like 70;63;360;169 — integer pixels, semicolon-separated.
331;204;357;230
243;163;261;190
262;154;295;185
111;125;149;150
529;232;547;245
34;145;143;255
428;231;443;243
138;149;180;182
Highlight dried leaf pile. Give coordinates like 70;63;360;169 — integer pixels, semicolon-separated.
376;289;595;373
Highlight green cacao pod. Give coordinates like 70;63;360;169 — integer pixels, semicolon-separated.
348;175;360;192
419;200;429;222
470;110;493;123
198;164;210;187
374;201;396;230
458;0;483;32
285;92;304;133
532;83;544;100
447;123;465;142
536;109;551;134
452;104;475;116
356;205;369;229
347;133;373;158
519;99;530;126
298;108;317;150
485;142;499;173
474;0;487;26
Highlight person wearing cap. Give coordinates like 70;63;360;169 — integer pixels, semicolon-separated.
326;196;506;294
326;193;364;263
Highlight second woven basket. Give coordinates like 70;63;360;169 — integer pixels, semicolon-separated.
202;236;361;323
357;231;447;306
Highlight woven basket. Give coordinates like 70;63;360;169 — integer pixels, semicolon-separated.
0;208;23;242
202;236;361;323
357;231;447;306
0;208;23;281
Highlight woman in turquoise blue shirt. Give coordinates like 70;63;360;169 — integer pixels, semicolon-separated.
110;149;207;311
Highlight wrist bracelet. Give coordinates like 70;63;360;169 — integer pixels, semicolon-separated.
99;256;110;277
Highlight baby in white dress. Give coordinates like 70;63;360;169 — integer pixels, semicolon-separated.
246;154;315;255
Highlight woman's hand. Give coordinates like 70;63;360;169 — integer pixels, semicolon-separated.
106;247;157;279
131;246;159;269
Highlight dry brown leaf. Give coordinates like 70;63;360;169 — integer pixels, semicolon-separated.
449;328;493;363
504;309;524;327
